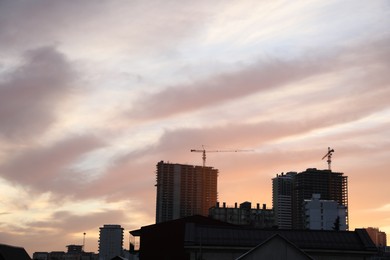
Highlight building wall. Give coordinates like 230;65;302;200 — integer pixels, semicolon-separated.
209;202;275;228
365;227;388;247
155;161;218;223
292;168;348;230
98;225;124;260
304;194;347;230
272;172;296;229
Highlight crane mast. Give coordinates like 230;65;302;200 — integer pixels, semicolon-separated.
322;147;335;171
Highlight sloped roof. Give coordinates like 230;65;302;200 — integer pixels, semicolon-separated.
184;224;378;252
130;214;234;236
0;244;31;260
236;234;314;260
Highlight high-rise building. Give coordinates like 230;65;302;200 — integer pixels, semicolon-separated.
272;168;348;230
155;161;218;223
272;172;296;229
293;168;348;230
98;224;124;260
304;194;347;230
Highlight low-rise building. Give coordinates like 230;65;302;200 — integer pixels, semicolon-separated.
0;244;31;260
131;215;378;260
365;227;387;247
209;201;275;228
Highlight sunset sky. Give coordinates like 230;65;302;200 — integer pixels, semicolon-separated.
0;0;389;256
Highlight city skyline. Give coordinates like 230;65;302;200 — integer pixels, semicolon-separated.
0;0;389;256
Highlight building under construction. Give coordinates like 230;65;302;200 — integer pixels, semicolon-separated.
155;161;218;223
272;168;348;230
292;168;348;230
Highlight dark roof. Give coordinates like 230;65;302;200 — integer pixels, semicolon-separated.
110;256;127;260
0;244;31;260
236;234;314;260
184;224;378;252
130;214;234;236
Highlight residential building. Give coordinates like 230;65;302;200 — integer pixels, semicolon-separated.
304;194;347;230
98;224;124;260
272;172;296;229
33;249;98;260
209;201;275;228
293;168;348;229
236;234;314;260
0;244;31;260
365;227;387;247
155;161;218;223
130;215;378;260
272;168;348;230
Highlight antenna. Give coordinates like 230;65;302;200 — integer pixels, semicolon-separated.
322;147;334;171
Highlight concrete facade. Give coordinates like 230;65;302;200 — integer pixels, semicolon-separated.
272;172;296;229
98;224;124;260
304;194;347;230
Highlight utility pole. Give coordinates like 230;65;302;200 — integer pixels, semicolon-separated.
82;232;86;252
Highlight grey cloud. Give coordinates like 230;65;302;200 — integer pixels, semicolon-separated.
127;56;332;120
0;135;105;196
28;209;127;233
0;209;128;255
0;0;220;55
127;34;390;121
0;46;75;140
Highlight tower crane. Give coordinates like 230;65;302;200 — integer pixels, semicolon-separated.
322;147;335;171
190;146;253;167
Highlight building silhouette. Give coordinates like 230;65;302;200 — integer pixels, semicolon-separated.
33;246;98;260
272;172;296;229
293;168;348;230
155;161;218;223
209;201;275;228
130;215;378;260
272;168;348;230
0;244;31;260
365;227;387;247
98;224;124;260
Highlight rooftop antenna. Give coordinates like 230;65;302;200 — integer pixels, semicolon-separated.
322;147;335;171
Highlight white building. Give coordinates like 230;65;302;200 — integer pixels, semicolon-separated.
272;172;296;229
304;194;347;231
98;224;124;260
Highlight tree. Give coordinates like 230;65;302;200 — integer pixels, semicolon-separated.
333;216;340;231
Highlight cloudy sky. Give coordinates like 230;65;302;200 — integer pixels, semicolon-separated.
0;0;389;255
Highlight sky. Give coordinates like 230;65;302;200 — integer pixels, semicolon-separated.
0;0;389;256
